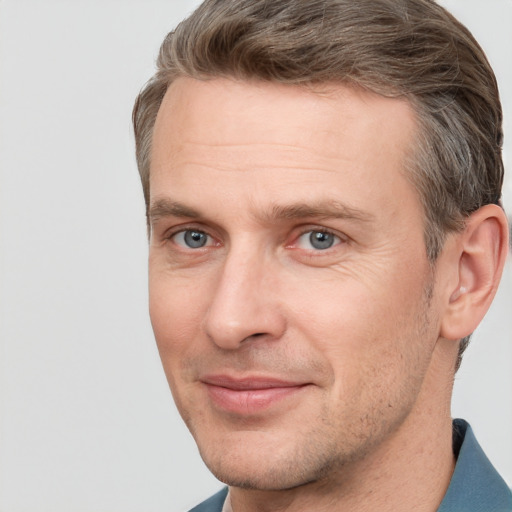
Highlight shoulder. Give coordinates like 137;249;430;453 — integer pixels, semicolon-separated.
188;487;229;512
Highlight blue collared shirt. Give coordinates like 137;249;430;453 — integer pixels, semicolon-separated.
190;419;512;512
438;419;511;511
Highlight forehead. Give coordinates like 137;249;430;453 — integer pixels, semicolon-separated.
152;77;416;163
150;77;420;225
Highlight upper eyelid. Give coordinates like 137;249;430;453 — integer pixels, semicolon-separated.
170;227;210;237
292;225;347;242
296;226;340;236
163;223;214;239
150;212;220;233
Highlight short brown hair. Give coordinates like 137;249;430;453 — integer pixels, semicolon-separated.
133;0;504;364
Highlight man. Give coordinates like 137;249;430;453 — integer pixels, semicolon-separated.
133;0;511;510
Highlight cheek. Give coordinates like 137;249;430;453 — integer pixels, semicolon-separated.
288;268;430;387
289;276;397;351
148;276;208;421
148;272;207;364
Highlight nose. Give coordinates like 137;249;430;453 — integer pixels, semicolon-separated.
203;245;286;350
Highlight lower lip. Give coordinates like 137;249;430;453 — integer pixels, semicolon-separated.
204;383;307;415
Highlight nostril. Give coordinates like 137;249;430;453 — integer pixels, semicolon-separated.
242;333;266;342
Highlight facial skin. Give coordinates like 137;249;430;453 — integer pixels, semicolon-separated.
148;78;461;510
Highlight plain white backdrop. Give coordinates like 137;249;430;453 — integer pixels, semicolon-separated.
0;1;511;511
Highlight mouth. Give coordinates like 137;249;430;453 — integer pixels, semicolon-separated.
200;375;310;415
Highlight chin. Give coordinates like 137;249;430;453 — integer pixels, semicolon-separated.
194;428;347;491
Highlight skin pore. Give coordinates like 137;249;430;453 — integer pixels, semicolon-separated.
147;77;506;512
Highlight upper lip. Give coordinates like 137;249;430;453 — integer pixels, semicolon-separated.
201;374;308;390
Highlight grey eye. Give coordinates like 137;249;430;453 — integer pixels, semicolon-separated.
174;230;210;248
309;231;335;250
297;230;340;250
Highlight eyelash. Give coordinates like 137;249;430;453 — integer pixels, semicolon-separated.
292;228;344;252
167;227;216;249
164;226;346;253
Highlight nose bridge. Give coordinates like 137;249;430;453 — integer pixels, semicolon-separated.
204;240;284;349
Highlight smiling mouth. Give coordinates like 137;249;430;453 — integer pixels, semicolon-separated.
201;375;310;415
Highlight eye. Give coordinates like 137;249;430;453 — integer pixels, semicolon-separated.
296;230;341;250
172;229;212;249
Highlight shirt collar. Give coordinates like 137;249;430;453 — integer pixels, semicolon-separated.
437;418;512;512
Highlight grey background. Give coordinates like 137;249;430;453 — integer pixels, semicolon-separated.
0;1;510;511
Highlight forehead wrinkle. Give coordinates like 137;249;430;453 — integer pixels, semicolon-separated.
177;140;338;154
167;140;350;173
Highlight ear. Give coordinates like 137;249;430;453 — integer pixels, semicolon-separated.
440;204;509;340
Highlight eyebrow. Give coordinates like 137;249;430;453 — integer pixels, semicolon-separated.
148;198;202;224
148;197;374;225
262;202;374;224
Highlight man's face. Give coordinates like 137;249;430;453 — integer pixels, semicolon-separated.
148;78;443;490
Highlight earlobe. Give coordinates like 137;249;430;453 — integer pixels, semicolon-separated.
440;204;509;341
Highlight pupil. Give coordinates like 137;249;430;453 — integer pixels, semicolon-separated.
310;231;333;250
185;230;206;248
